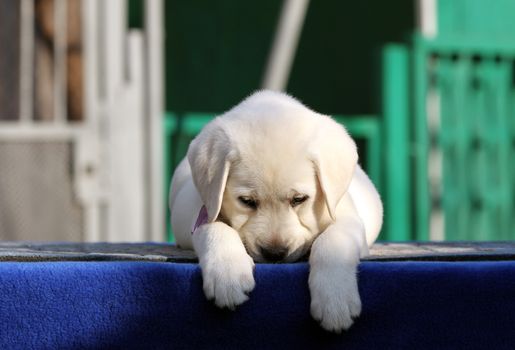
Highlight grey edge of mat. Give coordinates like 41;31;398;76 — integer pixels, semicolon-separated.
0;241;515;262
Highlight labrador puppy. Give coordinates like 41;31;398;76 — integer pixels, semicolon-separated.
169;91;383;332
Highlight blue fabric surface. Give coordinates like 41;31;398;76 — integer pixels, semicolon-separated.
1;261;515;349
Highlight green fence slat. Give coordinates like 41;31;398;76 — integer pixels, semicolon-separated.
440;55;475;240
438;57;454;239
382;44;411;241
481;59;502;240
413;38;430;241
511;67;515;237
488;59;512;240
469;57;485;240
458;57;472;239
498;59;512;240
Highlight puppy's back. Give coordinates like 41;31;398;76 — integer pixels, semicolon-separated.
169;158;191;210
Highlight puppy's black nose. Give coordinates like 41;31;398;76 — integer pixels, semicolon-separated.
260;246;288;262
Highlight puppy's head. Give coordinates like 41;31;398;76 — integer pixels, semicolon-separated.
187;91;357;262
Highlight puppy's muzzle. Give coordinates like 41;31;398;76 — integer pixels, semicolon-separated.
259;245;288;263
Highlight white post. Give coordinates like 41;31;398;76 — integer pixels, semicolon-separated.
79;0;102;242
417;0;438;38
261;0;309;91
103;0;147;242
144;0;165;242
109;29;146;242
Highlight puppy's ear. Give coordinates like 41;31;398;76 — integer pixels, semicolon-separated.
309;116;358;221
187;121;235;222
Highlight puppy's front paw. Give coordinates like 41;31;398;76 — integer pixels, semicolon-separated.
309;264;361;333
193;222;255;309
193;222;256;309
201;248;255;309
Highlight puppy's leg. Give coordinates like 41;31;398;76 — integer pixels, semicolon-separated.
193;222;255;309
309;216;367;333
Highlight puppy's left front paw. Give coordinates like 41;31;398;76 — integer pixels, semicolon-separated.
192;222;256;310
200;248;255;310
309;265;362;333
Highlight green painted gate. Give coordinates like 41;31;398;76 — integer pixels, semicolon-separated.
384;0;515;241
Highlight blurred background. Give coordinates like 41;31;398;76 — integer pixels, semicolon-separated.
0;0;514;243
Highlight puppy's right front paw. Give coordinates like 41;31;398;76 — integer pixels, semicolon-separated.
201;250;255;309
309;265;362;333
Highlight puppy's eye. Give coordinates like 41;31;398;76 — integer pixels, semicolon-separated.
238;196;258;209
290;195;309;207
